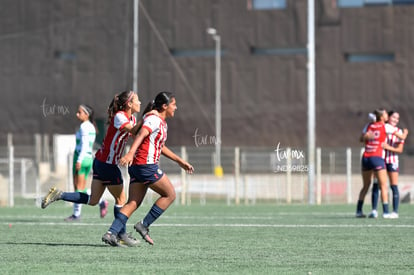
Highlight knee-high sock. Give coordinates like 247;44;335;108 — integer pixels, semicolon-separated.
391;185;399;213
371;181;379;211
61;192;89;204
356;200;364;213
113;205;126;235
108;212;128;235
142;204;164;227
72;189;88;217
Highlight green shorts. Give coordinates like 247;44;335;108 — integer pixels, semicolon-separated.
73;152;93;177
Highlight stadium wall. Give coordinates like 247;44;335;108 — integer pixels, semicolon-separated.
1;0;414;149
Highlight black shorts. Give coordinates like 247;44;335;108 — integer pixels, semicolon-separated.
128;164;164;185
92;159;123;185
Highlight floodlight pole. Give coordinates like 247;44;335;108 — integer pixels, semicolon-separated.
307;0;316;204
133;0;139;92
207;28;223;177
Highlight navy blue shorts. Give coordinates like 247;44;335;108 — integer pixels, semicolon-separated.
92;159;123;185
361;157;385;171
386;163;399;172
128;164;164;185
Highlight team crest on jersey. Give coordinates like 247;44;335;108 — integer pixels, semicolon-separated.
157;169;163;175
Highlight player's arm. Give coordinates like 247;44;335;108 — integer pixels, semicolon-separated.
382;142;404;154
128;119;143;136
119;127;150;166
361;131;374;142
394;128;409;140
162;146;194;174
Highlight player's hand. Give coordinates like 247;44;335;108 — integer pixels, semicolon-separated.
180;161;194;174
119;153;133;166
75;162;81;171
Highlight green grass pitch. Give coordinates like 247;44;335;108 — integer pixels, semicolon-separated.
1;202;414;274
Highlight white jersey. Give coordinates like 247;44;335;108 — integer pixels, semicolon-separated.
384;123;404;164
75;120;96;163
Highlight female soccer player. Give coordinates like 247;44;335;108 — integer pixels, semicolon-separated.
102;91;194;246
64;104;97;221
42;91;142;246
356;108;407;218
368;110;408;218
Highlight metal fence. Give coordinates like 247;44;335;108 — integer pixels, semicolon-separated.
1;133;414;207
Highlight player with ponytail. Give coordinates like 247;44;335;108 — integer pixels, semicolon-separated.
102;91;194;246
42;91;143;246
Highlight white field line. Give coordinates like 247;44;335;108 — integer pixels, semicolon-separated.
2;221;414;228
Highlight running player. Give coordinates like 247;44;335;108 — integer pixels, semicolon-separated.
356;108;407;218
102;91;194;247
42;91;142;246
368;110;408;218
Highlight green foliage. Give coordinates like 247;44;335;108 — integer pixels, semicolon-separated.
1;203;414;274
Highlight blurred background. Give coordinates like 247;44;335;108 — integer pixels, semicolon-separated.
1;0;414;206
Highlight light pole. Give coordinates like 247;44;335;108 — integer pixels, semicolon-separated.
207;27;223;177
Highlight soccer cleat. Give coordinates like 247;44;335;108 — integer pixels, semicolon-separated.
368;210;378;218
134;221;154;245
119;232;141;247
388;212;399;219
102;232;127;247
99;200;109;218
355;212;366;218
41;187;63;209
64;215;80;222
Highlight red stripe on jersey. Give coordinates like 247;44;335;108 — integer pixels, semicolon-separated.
133;114;167;165
95;111;136;164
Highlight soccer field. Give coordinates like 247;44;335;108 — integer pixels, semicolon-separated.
1;202;414;274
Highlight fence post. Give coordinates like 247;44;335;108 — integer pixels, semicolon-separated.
316;148;322;205
346;148;352;204
180;146;187;205
8;145;14;207
234;147;240;205
21;159;26;196
286;147;292;203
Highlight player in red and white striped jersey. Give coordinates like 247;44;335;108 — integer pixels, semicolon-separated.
42;91;143;246
356;108;408;218
370;111;408;219
103;91;194;246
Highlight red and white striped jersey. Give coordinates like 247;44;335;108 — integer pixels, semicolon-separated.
95;111;136;164
133;114;167;165
384;123;404;164
362;122;399;158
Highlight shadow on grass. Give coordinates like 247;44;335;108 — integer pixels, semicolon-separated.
2;241;109;248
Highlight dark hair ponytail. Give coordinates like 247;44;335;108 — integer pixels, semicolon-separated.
142;91;174;116
107;91;135;124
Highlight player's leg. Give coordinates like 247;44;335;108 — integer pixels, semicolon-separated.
356;169;372;217
134;174;176;245
375;169;390;218
389;171;399;218
103;182;147;246
369;176;379;218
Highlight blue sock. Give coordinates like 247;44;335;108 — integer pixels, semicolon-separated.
371;182;379;211
356;200;364;213
382;203;389;214
113;205;126;234
108;212;128;235
142;204;164;227
61;192;89;204
391;185;399;213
